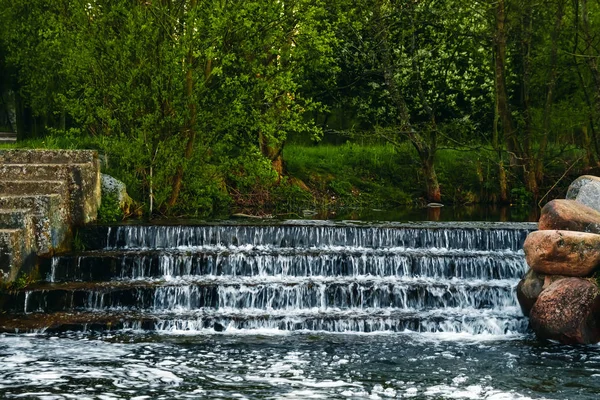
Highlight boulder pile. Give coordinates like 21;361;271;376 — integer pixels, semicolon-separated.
518;175;600;344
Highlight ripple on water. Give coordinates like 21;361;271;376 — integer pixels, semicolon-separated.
0;332;599;399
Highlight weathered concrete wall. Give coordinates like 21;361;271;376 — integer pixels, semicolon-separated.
0;150;100;282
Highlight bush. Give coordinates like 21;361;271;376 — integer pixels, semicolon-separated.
98;193;123;223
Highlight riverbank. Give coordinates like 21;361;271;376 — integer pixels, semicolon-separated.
0;138;586;220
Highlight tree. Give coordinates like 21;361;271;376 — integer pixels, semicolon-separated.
328;0;493;202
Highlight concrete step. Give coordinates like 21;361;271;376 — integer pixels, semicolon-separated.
0;132;17;143
0;164;100;225
0;149;96;164
0;150;100;283
0;228;36;282
0;208;34;230
0;195;71;256
0;180;70;198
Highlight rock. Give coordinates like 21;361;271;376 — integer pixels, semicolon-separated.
101;174;133;213
523;230;600;277
566;175;600;213
101;174;127;204
517;269;567;316
231;213;273;219
538;199;600;234
213;322;225;332
517;269;544;316
529;277;600;344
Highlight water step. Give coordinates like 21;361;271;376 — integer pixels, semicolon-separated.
41;248;527;283
0;164;100;225
0;308;528;335
0;221;534;336
2;277;519;313
78;222;536;251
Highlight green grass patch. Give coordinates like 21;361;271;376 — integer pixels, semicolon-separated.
284;142;418;208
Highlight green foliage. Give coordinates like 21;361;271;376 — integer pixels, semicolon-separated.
270;178;315;215
510;187;534;206
2;0;600;215
72;231;86;252
592;270;600;289
98;193;123;223
0;269;39;292
0;0;336;215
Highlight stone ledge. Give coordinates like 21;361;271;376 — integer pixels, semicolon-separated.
0;149;97;165
0;150;101;283
0;228;36;282
0;210;37;279
0;195;70;256
0;209;34;230
0;180;69;197
0;163;100;225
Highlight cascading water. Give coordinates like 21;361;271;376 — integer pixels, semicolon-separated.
5;221;600;399
1;221;533;335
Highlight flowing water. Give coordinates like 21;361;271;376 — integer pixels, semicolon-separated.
1;221;600;399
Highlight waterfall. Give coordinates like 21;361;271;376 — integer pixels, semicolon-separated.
4;221;535;335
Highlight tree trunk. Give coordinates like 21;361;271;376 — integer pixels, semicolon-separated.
582;125;592;168
581;0;600;160
259;131;285;179
423;155;441;203
537;0;565;182
14;89;34;141
572;0;600;161
492;72;509;203
491;0;510;203
168;0;198;208
373;0;441;202
494;0;518;166
498;160;509;204
519;3;538;199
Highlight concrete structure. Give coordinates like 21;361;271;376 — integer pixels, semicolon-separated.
0;150;100;281
0;133;16;143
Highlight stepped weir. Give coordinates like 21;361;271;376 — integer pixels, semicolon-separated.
0;221;535;334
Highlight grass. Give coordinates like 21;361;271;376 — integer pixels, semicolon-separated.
2;135;590;216
284;142;419;208
0;136;91;150
284;142;501;208
284;141;589;208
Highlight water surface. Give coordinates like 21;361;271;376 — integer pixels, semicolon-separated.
0;331;598;399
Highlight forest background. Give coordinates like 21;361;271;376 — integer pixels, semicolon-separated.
1;0;599;220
